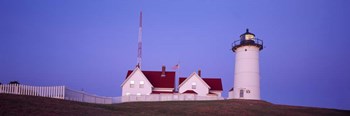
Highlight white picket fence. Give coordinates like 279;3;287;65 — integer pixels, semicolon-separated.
0;84;65;99
0;84;224;104
64;88;113;104
121;94;224;102
0;84;115;104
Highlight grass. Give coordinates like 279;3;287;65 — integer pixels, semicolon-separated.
1;94;349;116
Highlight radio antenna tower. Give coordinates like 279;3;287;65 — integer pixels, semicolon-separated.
137;11;143;69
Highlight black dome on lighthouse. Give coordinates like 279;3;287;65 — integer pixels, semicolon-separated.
240;29;255;37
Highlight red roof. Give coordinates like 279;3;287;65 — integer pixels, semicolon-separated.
151;91;174;94
179;77;187;85
126;70;175;88
183;90;197;94
203;78;223;91
179;77;223;91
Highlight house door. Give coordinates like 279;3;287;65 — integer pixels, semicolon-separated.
239;89;244;98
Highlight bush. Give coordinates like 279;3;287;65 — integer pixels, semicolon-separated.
9;81;20;85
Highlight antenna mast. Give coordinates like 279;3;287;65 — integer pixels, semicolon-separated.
137;11;143;69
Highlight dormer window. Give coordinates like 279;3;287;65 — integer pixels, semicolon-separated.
192;82;196;89
139;81;144;88
130;81;135;88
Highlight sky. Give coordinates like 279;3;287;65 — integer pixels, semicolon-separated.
1;0;350;110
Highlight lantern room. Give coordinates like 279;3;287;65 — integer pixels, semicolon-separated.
240;29;255;41
232;29;263;52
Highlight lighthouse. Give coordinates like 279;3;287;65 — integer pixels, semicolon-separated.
229;29;263;100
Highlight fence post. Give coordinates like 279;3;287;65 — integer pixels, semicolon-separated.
44;86;47;97
46;86;49;97
47;86;50;97
38;86;41;96
82;92;85;102
5;85;8;94
9;84;12;94
33;86;37;96
37;86;40;96
62;86;65;99
57;86;60;98
53;86;56;98
5;84;7;94
48;86;51;97
43;86;46;97
0;85;2;93
16;84;19;94
6;85;9;94
18;84;21;95
36;86;39;96
59;86;61;98
42;86;45;97
10;84;13;94
26;85;29;96
29;85;32;96
22;85;25;95
27;85;29;96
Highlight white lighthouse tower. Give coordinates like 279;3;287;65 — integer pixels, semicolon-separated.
229;29;263;100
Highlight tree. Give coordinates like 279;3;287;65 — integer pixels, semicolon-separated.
9;81;20;85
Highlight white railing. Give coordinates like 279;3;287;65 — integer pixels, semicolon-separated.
64;88;113;104
112;96;122;103
121;94;224;102
0;84;65;99
0;84;115;104
0;84;224;104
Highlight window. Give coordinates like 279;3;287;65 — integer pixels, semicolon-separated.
192;82;196;89
136;93;141;96
246;90;251;93
240;90;244;98
139;81;144;88
130;81;135;88
245;34;254;40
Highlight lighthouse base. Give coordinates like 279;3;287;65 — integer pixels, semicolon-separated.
228;87;260;100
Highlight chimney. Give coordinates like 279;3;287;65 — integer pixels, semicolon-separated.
198;69;201;77
161;65;166;77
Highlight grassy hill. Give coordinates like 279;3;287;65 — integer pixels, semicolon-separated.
0;94;349;116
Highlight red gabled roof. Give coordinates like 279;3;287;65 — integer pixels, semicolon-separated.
179;77;223;91
203;78;223;91
179;77;187;85
151;91;174;94
183;90;197;94
126;70;175;88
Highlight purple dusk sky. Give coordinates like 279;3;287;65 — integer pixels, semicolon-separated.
1;0;350;110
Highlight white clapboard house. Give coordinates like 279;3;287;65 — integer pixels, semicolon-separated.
178;70;223;97
121;66;223;102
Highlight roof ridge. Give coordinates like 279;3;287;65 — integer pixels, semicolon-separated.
141;70;176;73
202;78;221;79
